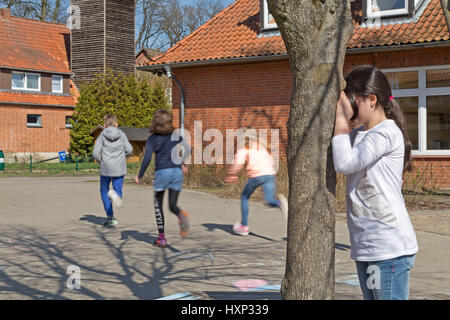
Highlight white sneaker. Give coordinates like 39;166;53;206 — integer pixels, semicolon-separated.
233;222;249;236
278;194;288;220
107;189;123;208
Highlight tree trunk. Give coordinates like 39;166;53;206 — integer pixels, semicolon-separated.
266;0;353;300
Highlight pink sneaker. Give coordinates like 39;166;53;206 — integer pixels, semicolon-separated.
154;234;167;248
233;222;249;236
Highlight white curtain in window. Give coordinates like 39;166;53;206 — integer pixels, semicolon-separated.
12;73;24;88
27;74;39;89
52;77;62;92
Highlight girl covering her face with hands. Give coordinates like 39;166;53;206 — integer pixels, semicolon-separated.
332;65;418;300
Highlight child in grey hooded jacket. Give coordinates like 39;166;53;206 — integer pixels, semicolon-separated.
93;114;133;227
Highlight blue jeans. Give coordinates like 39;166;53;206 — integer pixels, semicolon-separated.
356;254;416;300
100;176;124;219
153;168;183;192
241;175;281;226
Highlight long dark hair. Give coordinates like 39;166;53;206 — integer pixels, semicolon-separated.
149;109;175;135
344;65;412;172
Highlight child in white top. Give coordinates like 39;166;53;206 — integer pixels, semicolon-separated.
332;65;418;300
226;131;288;235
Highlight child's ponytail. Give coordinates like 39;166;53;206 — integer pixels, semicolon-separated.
384;98;413;172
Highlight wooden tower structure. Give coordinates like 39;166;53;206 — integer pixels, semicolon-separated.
70;0;135;86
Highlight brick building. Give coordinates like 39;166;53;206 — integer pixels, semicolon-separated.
139;0;450;188
0;8;77;162
0;0;135;162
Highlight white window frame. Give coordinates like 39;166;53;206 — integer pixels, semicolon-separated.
366;0;410;18
52;75;63;93
12;71;41;92
27;114;42;128
65;116;73;129
382;64;450;156
261;0;277;31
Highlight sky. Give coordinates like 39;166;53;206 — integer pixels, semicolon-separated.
180;0;235;7
135;0;236;50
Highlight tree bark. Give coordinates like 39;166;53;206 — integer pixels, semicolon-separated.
266;0;353;300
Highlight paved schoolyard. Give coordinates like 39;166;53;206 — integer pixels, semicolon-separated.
0;176;449;300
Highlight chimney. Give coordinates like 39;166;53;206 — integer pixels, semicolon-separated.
0;8;11;19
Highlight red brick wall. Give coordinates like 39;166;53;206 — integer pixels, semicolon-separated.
170;48;450;188
0;68;11;88
407;157;450;189
0;104;73;153
172;60;292;157
344;47;450;74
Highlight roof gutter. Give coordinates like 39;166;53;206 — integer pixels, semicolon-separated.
0;65;74;76
0;101;75;108
137;54;289;72
138;39;450;72
346;40;450;54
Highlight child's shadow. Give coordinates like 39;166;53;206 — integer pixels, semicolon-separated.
202;223;277;242
79;214;105;226
120;230;156;245
120;230;180;253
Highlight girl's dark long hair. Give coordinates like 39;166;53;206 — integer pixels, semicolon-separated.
344;65;413;172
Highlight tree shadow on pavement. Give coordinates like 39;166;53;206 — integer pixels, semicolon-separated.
0;226;286;300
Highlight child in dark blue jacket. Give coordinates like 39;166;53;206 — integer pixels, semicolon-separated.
135;110;191;248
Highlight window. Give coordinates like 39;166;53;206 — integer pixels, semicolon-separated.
383;65;450;155
12;72;41;91
397;97;419;150
27;114;42;128
65;116;73;129
52;76;63;93
260;0;277;30
386;70;418;89
12;73;25;89
426;68;450;88
427;96;450;150
366;0;412;18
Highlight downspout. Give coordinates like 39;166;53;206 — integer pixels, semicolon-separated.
164;65;185;138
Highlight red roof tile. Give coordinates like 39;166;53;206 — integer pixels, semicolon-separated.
0;14;71;74
146;0;450;67
0;91;76;107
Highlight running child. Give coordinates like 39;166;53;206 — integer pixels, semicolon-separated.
134;110;191;248
332;65;418;300
225;130;288;236
93;114;133;228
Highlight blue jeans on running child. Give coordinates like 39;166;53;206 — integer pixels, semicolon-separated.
356;254;416;300
100;176;124;219
241;174;281;226
153;168;183;192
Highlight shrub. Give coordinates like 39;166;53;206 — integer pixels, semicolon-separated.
70;71;169;157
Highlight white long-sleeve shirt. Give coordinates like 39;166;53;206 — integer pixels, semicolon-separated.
228;143;276;178
332;119;418;261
